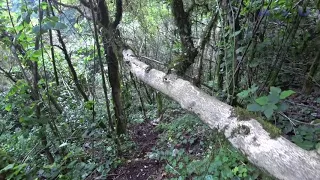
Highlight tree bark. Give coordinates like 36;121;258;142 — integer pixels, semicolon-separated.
123;48;320;180
96;0;126;135
170;0;198;75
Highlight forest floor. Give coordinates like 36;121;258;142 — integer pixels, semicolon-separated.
106;121;164;180
102;88;320;180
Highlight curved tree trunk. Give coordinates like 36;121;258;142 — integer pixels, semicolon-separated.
123;48;320;180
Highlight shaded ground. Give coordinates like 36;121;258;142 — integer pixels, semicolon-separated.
106;121;164;180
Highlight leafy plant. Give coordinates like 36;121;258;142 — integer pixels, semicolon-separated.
238;86;295;119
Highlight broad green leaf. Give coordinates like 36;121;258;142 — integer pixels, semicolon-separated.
255;96;268;106
280;90;295;99
54;22;67;30
247;103;261;112
270;86;281;94
237;90;249;99
298;140;315;150
263;108;274;118
267;93;280;104
32;25;41;34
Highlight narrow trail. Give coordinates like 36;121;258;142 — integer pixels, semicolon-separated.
107;121;163;180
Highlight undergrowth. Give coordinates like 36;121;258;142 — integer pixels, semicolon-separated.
150;111;274;180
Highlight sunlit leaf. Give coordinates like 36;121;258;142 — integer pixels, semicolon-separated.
237;90;249;99
280;90;295;99
5;104;12;111
255;96;268;106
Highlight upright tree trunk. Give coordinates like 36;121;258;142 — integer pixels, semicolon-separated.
170;0;198;75
97;0;126;135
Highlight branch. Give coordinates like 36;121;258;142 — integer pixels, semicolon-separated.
0;66;17;83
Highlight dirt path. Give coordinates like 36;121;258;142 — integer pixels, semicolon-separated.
107;121;163;180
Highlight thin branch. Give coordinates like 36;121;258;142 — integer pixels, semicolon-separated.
0;66;17;83
279;112;320;126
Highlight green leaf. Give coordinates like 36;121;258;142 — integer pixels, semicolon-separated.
54;22;67;30
178;162;184;169
280;90;295;99
237;90;249;99
263;108;274;119
0;164;15;172
236;46;245;54
42;21;56;30
279;102;288;111
298;141;315;150
270;86;281;94
40;2;48;9
255;96;268;106
32;25;46;34
247;103;261;112
5;104;12;111
230;30;241;38
249;85;258;93
267;93;280;104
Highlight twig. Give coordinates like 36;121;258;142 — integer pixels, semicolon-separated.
279;112;296;126
279;112;320;126
22;142;40;163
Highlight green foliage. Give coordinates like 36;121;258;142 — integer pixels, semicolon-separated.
238;86;295;119
291;125;320;150
151;113;272;179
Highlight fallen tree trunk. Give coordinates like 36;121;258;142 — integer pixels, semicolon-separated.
122;49;320;180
